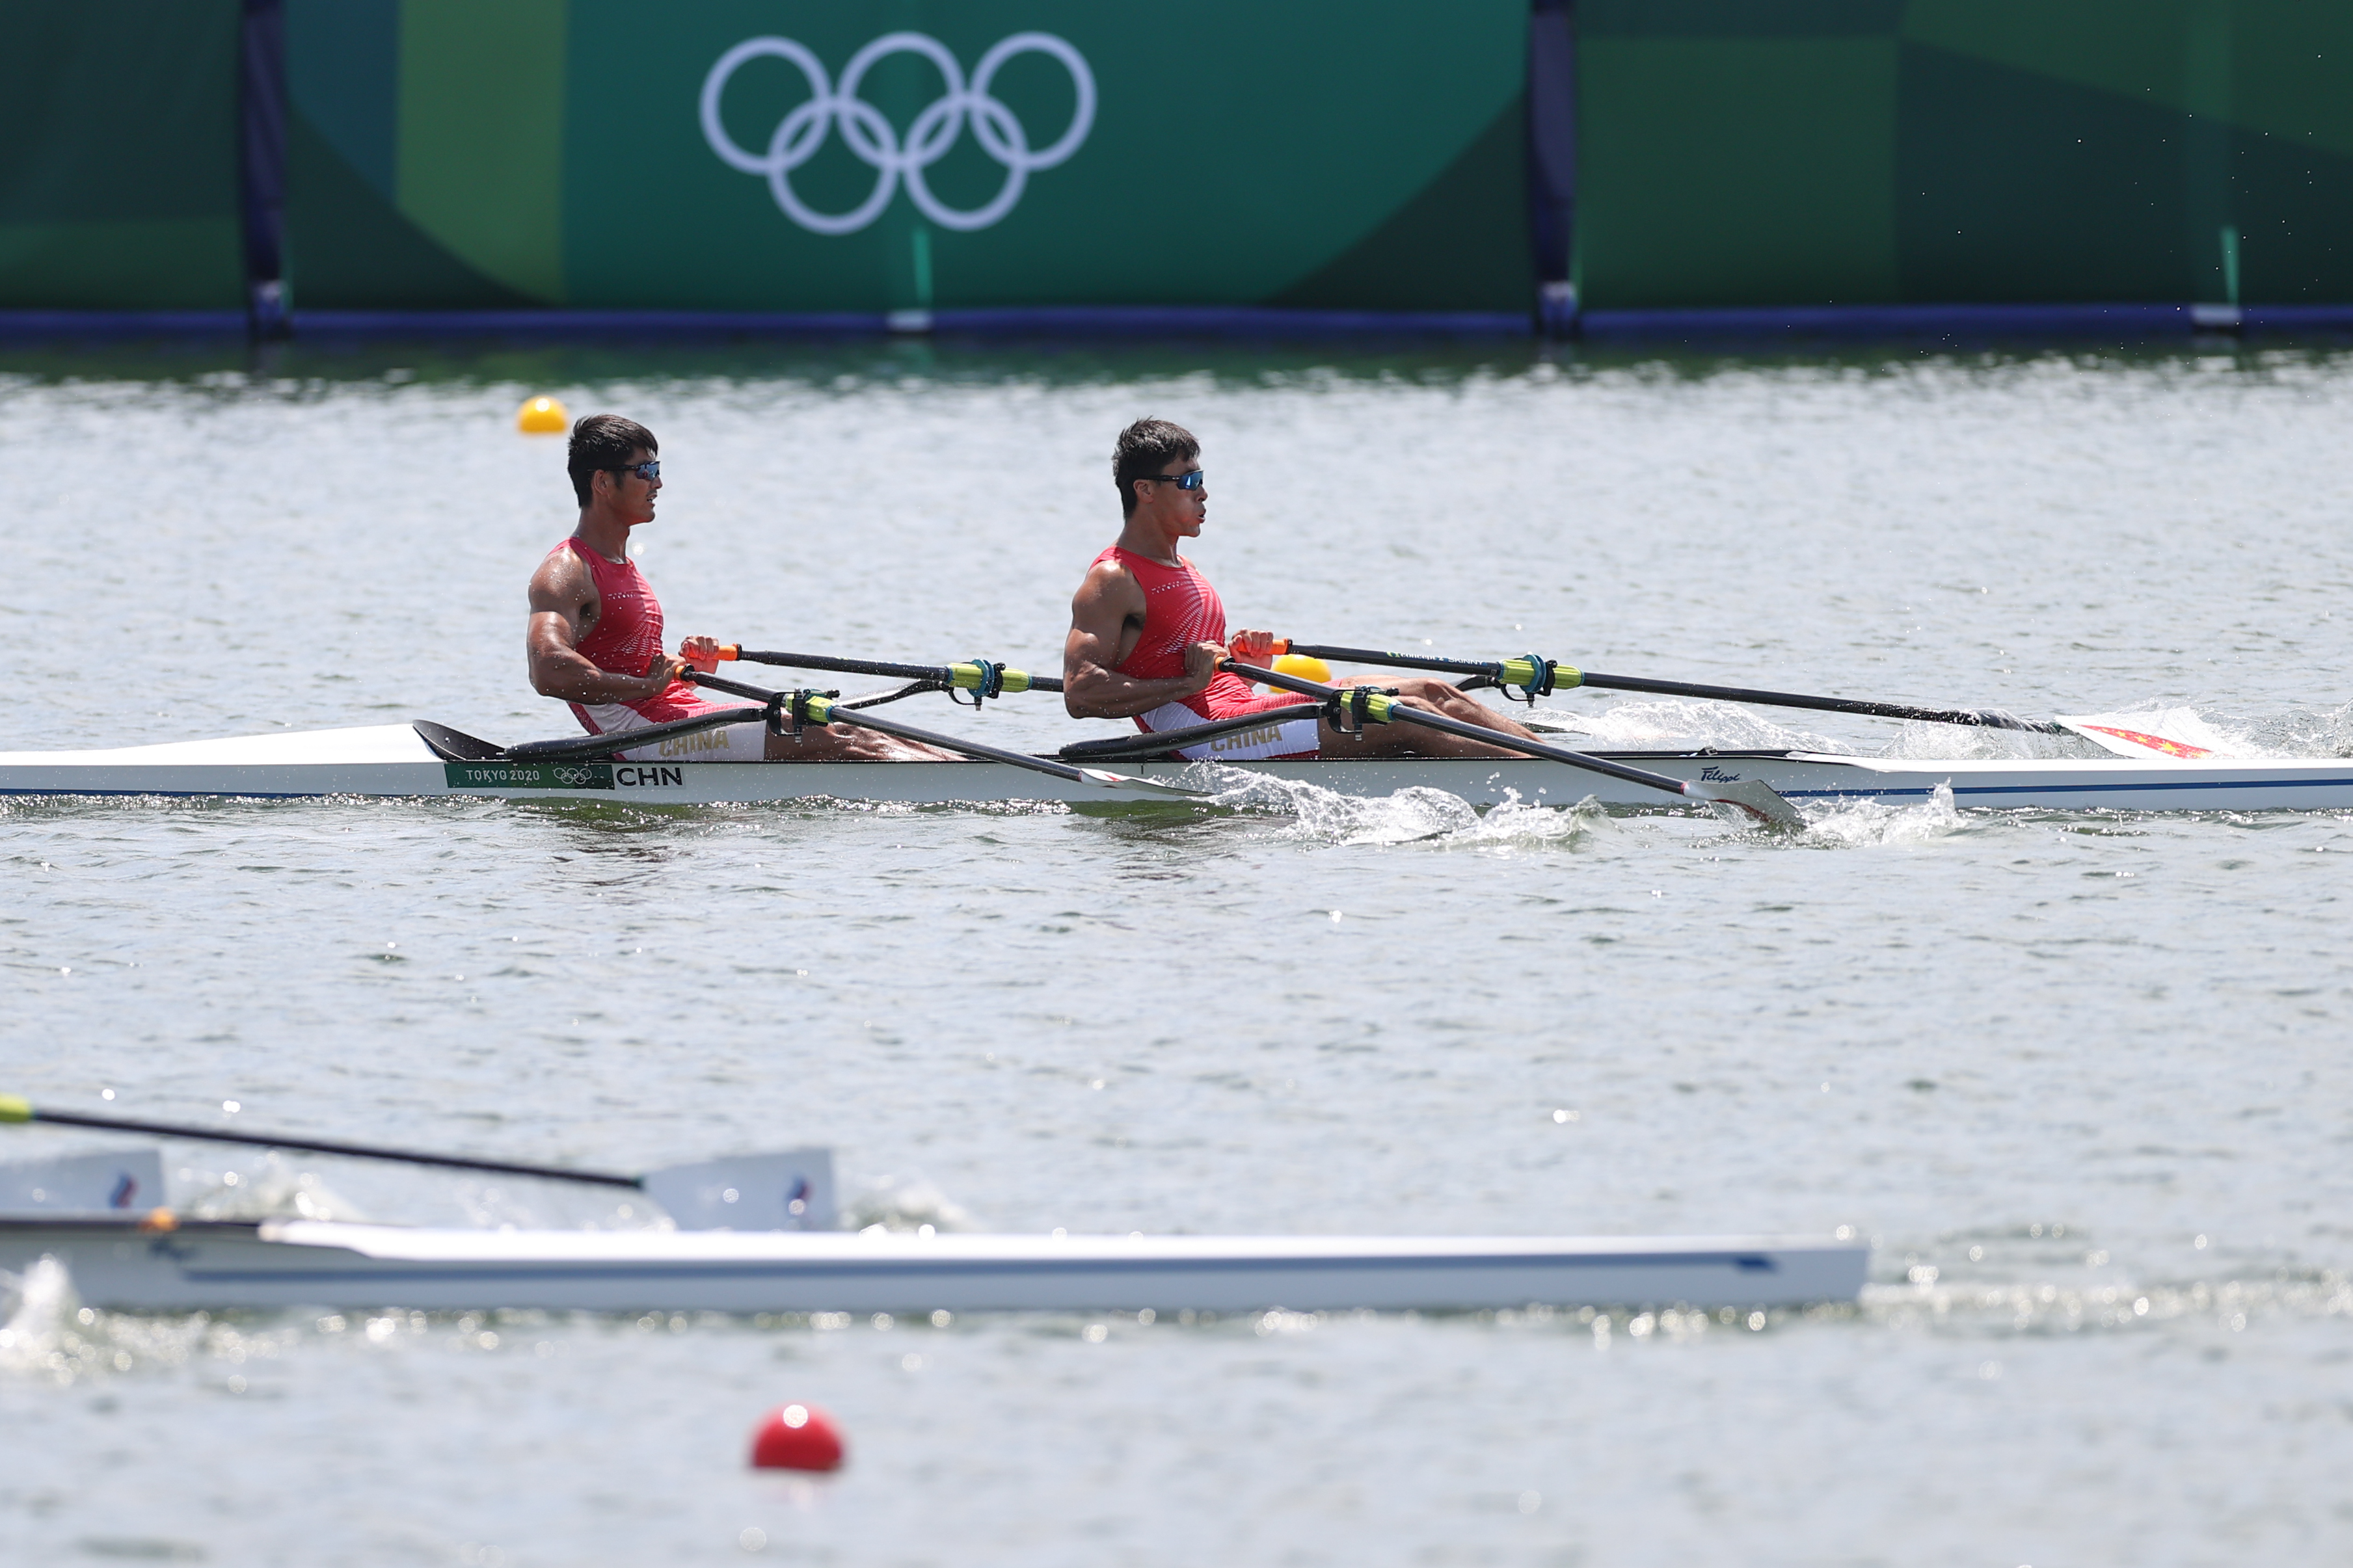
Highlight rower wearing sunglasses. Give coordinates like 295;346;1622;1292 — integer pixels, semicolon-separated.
1063;419;1542;760
524;414;948;762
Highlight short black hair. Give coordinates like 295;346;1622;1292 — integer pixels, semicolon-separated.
567;414;658;507
1113;418;1199;517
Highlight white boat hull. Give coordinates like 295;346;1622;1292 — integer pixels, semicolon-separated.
2;723;2350;812
0;1218;1866;1314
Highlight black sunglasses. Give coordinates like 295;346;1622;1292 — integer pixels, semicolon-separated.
1147;469;1204;490
605;459;661;482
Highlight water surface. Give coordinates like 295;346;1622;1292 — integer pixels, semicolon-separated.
3;335;2349;1565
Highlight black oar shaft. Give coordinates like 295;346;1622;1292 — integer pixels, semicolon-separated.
1229;662;1695;799
1284;641;2060;734
1391;707;1701;795
680;672;1107;786
1575;671;2064;732
18;1108;639;1189
1060;704;1324;762
688;671;785;704
828;703;1099;783
1282;643;1501;679
731;648;948;681
503;705;769;763
727;648;1065;693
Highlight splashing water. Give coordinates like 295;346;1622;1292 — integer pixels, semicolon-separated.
1799;782;1967;848
1191;766;1611;849
1;1258;232;1385
1881;720;2102;762
0;1256;83;1380
179;1155;370;1223
846;1176;973;1234
1533;697;1839;753
2251;698;2353;757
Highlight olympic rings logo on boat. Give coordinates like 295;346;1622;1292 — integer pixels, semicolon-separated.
699;31;1096;235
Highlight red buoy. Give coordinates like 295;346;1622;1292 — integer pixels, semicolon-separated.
750;1403;845;1471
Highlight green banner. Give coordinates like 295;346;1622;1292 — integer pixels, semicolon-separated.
0;0;245;310
1579;0;2353;310
286;0;1531;313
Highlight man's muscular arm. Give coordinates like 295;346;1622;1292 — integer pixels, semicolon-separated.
1062;558;1224;720
525;548;684;704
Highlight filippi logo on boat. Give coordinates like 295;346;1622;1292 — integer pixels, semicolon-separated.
699;32;1096;234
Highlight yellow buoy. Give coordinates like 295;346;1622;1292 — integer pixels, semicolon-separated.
516;395;570;434
1272;653;1334;684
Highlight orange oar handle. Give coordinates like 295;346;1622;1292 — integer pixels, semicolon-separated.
683;643;742;673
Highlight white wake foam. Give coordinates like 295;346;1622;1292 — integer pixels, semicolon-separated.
2255;698;2353;757
846;1176;974;1234
180;1155;370;1223
0;1255;78;1375
1797;781;1968;847
1195;767;1612;849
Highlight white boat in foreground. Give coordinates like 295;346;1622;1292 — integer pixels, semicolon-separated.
0;721;2348;812
0;1214;1865;1314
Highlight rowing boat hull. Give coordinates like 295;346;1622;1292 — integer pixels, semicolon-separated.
0;1219;1865;1314
3;724;2350;812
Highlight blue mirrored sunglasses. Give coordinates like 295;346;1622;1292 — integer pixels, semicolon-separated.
606;459;661;482
1150;469;1204;490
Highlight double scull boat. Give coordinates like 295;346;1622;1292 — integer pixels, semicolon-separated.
0;721;2348;813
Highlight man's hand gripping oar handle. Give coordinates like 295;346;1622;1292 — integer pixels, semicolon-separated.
690;645;1064;700
1226;659;1805;830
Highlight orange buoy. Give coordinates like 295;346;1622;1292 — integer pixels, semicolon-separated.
750;1403;844;1471
516;396;569;434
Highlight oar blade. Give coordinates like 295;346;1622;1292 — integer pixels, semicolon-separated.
638;1149;836;1232
0;1148;166;1216
1075;766;1208;798
1686;777;1808;832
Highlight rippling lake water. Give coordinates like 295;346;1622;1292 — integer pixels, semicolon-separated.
3;334;2350;1565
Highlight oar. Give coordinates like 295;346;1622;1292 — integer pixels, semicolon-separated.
1225;660;1806;830
7;1095;637;1191
682;671;1202;797
1;1096;836;1230
1058;704;1325;764
502;705;772;764
1270;641;2066;734
697;646;1063;699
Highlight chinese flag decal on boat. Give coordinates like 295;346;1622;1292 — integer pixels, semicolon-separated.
2074;726;2214;758
2054;711;2233;760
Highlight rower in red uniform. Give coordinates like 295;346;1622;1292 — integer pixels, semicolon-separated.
525;414;947;762
1062;419;1544;760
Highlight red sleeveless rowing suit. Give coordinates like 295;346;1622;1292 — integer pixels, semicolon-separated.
1096;545;1256;721
551;537;716;732
1095;544;1317;756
